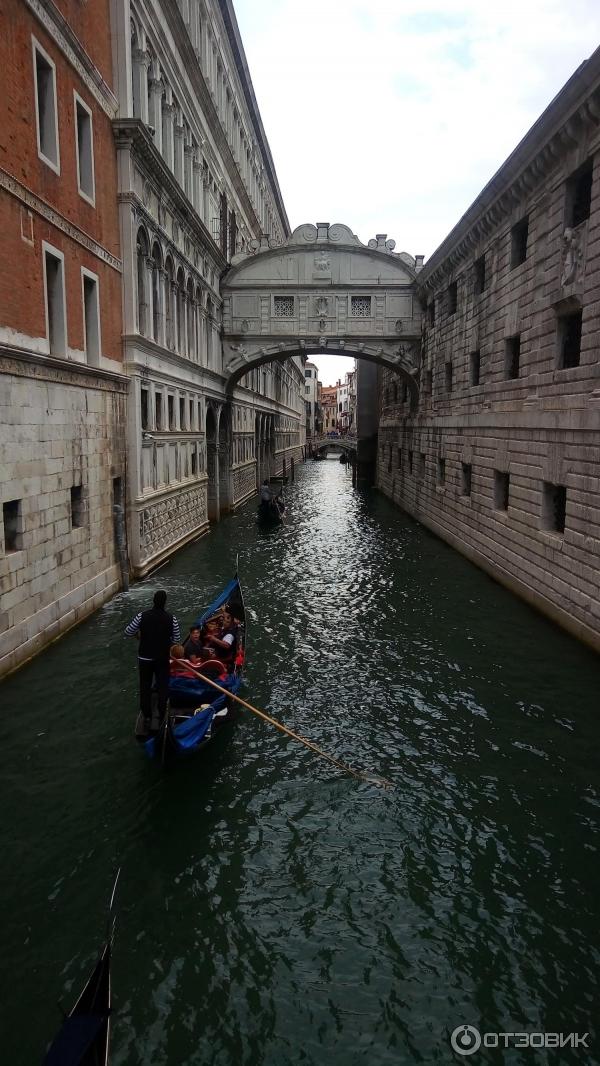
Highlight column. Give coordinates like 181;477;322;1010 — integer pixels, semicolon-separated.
174;123;185;186
132;48;150;122
184;144;194;202
148;76;164;152
162;99;176;171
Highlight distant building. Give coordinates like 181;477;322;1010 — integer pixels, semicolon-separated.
336;368;356;433
320;385;338;433
304;361;320;438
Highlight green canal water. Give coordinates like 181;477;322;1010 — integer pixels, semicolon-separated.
1;459;599;1065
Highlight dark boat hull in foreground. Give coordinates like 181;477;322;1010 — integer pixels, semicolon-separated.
43;873;119;1066
135;574;246;764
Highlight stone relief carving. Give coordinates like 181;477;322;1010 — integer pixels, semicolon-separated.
139;486;208;558
315;296;329;316
314;253;331;272
241;319;249;332
561;227;583;286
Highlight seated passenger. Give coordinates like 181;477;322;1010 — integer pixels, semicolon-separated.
203;607;238;665
183;625;203;660
169;644;198;678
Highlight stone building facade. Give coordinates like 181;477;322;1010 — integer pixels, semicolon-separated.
112;0;305;577
376;50;600;652
0;0;127;677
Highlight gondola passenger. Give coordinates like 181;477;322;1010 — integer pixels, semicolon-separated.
203;607;239;665
183;625;203;660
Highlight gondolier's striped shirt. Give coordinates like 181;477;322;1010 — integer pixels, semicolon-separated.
124;612;181;660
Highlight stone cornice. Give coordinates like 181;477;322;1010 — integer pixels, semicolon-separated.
216;0;290;237
162;0;282;240
419;47;600;292
113;119;226;270
0;343;128;391
0;168;122;271
25;0;118;118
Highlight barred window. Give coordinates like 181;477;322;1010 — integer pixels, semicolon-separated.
274;296;294;318
351;296;371;317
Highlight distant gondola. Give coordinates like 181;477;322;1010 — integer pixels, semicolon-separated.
257;494;285;525
43;870;119;1066
135;574;246;765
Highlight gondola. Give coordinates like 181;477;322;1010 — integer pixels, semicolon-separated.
135;574;246;764
43;870;119;1066
257;494;285;526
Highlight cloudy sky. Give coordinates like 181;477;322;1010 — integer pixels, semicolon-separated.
234;0;600;383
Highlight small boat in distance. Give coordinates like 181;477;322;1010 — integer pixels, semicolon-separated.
135;574;246;765
43;869;120;1066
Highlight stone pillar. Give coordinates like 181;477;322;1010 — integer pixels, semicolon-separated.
162;100;175;171
184;143;194;202
174;124;185;186
148;76;163;151
132;48;150;123
193;156;202;215
159;269;168;348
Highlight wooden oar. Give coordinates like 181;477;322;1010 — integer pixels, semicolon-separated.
182;661;393;789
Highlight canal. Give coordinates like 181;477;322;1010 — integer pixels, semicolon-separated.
1;458;599;1065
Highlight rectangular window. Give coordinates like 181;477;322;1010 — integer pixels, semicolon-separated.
33;39;59;172
305;385;310;394
141;388;148;430
179;397;185;429
408;449;413;474
445;361;453;393
43;244;67;356
305;368;311;378
74;92;95;205
70;485;84;529
168;395;175;429
542;481;567;534
424;369;432;394
447;281;457;316
494;470;510;511
351;296;372;318
461;463;472;497
428;300;435;327
3;499;22;552
419;453;426;480
557;308;582;369
274;295;294;318
505;335;521;379
82;270;100;366
565;158;593;228
191;447;197;476
474;255;486;295
189;398;194;428
155;392;163;430
437;457;446;485
511;217;529;268
470;350;481;386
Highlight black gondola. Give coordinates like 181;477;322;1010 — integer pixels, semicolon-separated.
43;870;119;1066
135;574;246;764
257;494;285;525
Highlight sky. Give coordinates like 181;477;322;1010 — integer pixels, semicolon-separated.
233;0;600;384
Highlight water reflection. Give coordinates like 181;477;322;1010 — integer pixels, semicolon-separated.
0;458;599;1064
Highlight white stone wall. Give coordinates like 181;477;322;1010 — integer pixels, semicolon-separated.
376;59;600;651
0;354;127;677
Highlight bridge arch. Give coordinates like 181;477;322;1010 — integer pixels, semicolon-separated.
221;222;424;407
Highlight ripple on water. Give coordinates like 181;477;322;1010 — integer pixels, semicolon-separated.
1;459;600;1064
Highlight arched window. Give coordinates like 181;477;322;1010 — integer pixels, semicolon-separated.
195;284;203;363
176;267;185;352
151;242;162;343
205;297;213;367
186;277;195;359
136;228;149;335
165;256;175;349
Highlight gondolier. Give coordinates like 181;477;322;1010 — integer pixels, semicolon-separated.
125;590;180;727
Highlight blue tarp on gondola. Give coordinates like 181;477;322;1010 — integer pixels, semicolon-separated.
193;576;241;629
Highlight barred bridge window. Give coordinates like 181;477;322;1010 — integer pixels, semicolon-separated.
274;296;294;318
351;296;372;317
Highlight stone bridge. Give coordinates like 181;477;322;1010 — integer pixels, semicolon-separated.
311;435;358;454
221;222;424;408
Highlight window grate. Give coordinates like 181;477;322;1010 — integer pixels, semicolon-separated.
274;296;294;318
351;296;372;318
